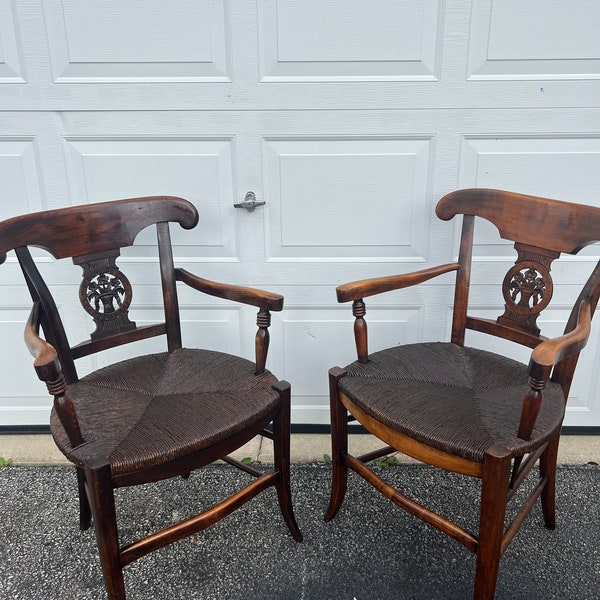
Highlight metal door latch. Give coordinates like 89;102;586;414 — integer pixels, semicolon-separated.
234;191;265;213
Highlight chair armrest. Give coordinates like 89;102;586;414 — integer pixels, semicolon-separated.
175;268;284;311
337;263;459;363
336;263;459;303
528;299;592;382
175;268;283;374
24;302;62;383
24;302;84;447
518;299;592;441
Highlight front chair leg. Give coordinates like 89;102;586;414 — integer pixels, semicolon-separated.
272;380;303;542
540;431;560;529
76;466;92;530
85;459;126;600
325;367;349;522
474;450;511;600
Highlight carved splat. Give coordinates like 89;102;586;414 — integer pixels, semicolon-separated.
497;243;559;335
74;250;136;340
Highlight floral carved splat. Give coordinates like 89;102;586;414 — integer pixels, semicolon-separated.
497;243;560;335
73;250;136;340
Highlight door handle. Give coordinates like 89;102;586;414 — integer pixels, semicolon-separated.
234;191;265;213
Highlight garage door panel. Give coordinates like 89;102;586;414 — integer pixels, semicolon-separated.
0;137;44;220
258;0;443;81
0;0;24;82
1;1;599;427
63;137;238;259
43;0;231;82
468;0;600;79
263;136;433;261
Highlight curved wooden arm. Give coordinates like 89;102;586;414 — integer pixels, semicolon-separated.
518;299;592;440
337;263;459;363
528;299;592;381
336;263;459;303
175;268;283;374
24;302;62;382
175;268;284;311
24;303;83;447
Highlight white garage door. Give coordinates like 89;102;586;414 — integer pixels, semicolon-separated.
1;1;600;427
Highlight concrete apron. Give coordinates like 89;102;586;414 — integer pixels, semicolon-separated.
1;433;599;466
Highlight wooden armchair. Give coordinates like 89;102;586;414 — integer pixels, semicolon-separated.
0;196;302;599
325;188;600;599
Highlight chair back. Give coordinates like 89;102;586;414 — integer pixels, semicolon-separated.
0;196;198;384
436;188;600;396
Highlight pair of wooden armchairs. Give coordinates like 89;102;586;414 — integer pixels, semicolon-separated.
1;189;599;599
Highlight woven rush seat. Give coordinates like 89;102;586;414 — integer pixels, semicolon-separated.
51;348;279;476
340;342;565;463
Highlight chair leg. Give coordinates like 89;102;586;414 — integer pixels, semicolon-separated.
540;431;560;530
325;367;349;522
76;466;92;531
474;450;511;600
85;460;126;600
272;380;303;542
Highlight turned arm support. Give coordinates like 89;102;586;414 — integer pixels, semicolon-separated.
519;299;592;440
24;302;83;447
175;269;284;374
336;263;460;363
